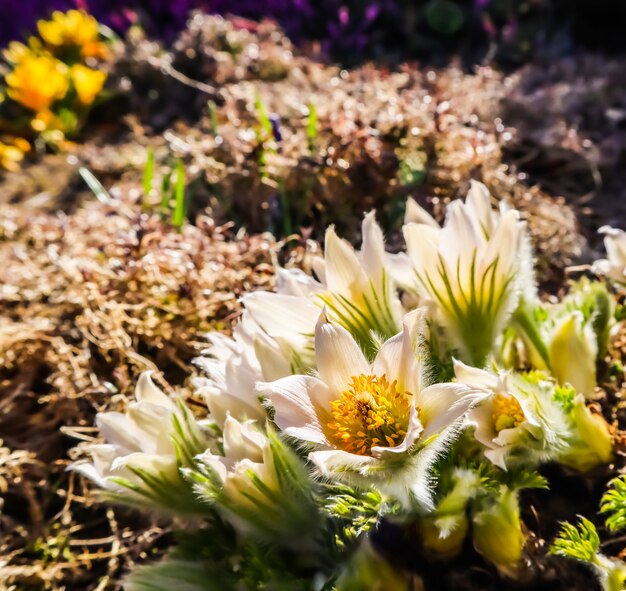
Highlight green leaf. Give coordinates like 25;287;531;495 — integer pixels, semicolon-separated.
255;91;272;137
172;159;186;228
307;101;317;152
551;517;600;563
601;476;626;532
142;148;155;209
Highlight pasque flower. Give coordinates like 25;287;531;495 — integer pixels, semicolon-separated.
73;372;207;512
454;362;570;470
191;416;319;543
193;311;290;429
258;309;484;509
403;181;533;366
245;213;404;359
509;280;611;399
594;226;626;285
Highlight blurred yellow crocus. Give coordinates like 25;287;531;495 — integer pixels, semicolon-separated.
37;10;109;59
0;138;30;172
70;64;106;105
6;54;69;112
3;40;40;65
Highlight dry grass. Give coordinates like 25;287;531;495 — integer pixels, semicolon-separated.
0;190;306;589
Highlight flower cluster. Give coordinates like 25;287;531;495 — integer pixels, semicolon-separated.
72;183;621;589
0;10;109;166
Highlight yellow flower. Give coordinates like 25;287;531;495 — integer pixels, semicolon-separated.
70;64;106;106
0;138;30;172
37;10;109;60
6;54;69;112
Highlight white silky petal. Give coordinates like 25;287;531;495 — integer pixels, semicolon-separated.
243;292;320;341
417;383;485;440
222;416;265;462
453;359;501;391
480;209;520;286
312;256;327;285
309;448;377;475
253;332;292;381
403;223;440;272
323;225;369;299
110;452;179;482
484;448;509;471
194;358;227;390
466;180;496;237
196;451;229;483
204;331;239;361
441;201;483;266
127;402;176;455
386;252;420;294
360;211;386;293
404;197;439;227
600;226;626;263
96;412;143;453
134;372;176;410
257;375;332;445
205;388;265;429
276;267;324;297
315;312;369;394
373;308;427;394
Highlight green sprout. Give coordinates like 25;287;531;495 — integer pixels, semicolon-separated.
142;147;155;210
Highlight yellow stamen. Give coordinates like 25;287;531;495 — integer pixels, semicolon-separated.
326;374;412;456
492;393;525;432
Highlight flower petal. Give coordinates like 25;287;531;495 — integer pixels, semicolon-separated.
453;359;501;391
315;311;369;394
323;225;369;299
135;372;176;410
257;375;332;445
360;211;386;293
373;308;428;394
243;292;320;343
417;383;485;440
404;197;439;227
309;448;377;475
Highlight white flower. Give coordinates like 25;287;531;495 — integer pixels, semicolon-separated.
73;373;206;510
258;309;484;509
196;415;273;508
508;281;609;399
454;362;570;470
193;416;319;542
403;181;533;366
594;226;626;285
245;212;404;359
194;311;290;429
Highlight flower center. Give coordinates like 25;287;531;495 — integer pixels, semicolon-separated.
492;394;525;432
326;374;412;456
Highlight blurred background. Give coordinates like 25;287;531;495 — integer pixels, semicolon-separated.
4;0;626;67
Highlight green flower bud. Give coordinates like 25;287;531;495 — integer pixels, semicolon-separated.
549;312;597;399
472;487;525;577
